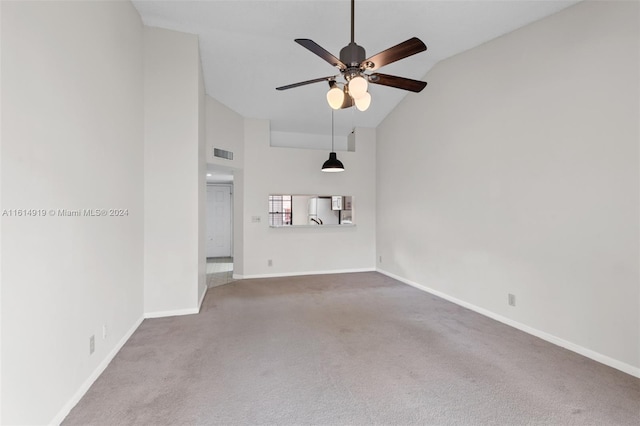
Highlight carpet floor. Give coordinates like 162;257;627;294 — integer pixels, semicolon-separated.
63;272;640;425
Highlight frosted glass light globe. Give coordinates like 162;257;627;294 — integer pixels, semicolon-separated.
348;75;368;100
355;92;371;111
326;86;345;110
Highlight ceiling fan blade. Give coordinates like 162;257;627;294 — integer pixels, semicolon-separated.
363;37;427;71
276;76;335;91
295;39;346;70
369;73;427;93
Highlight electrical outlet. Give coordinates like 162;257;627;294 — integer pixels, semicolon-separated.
379;255;382;263
268;259;273;267
252;216;261;223
508;293;516;307
89;335;95;355
102;325;107;339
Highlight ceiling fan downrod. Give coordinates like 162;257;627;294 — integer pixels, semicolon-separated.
350;0;355;44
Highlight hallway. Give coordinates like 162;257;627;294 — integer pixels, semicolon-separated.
206;257;234;288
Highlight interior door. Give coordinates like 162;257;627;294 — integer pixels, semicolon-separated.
206;185;232;257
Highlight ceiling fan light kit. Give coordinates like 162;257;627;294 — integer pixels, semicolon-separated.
276;0;428;112
354;92;371;111
340;86;355;109
347;75;368;100
326;81;345;109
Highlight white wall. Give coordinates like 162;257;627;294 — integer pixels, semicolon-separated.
240;119;376;278
377;0;639;375
143;27;205;316
271;130;348;151
206;95;244;169
198;47;207;305
0;3;4;421
233;169;245;275
1;1;144;424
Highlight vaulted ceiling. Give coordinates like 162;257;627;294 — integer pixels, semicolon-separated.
133;0;580;139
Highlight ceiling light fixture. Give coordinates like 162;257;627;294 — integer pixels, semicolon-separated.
347;75;368;100
328;74;370;111
277;0;428;113
322;110;345;173
326;81;345;109
354;92;371;111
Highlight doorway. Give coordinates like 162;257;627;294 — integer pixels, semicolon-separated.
206;185;232;257
206;181;234;287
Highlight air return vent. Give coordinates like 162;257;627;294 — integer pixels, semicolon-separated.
213;148;233;160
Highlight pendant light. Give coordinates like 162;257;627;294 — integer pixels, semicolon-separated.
322;110;345;173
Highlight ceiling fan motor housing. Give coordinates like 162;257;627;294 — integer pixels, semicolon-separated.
340;42;366;70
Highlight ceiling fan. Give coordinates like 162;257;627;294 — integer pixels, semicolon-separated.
276;0;428;111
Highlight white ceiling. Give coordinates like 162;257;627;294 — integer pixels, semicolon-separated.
133;0;580;139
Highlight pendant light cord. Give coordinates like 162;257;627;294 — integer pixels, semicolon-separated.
331;109;335;152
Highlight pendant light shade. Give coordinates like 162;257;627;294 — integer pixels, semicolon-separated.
348;75;368;99
322;152;345;172
355;91;371;111
322;110;345;173
326;82;345;110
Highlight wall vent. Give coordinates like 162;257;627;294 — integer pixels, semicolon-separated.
214;148;234;160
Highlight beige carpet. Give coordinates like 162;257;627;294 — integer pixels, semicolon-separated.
63;272;639;425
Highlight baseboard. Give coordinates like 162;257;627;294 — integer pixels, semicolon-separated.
144;307;200;319
234;267;375;280
50;315;144;425
145;290;208;320
377;268;640;379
